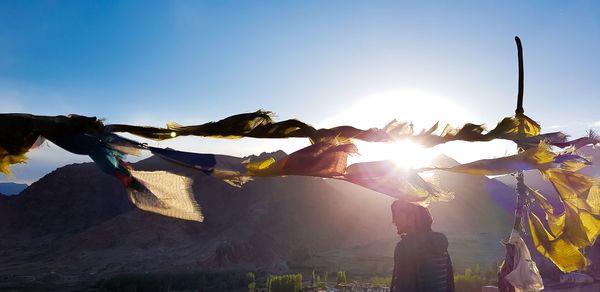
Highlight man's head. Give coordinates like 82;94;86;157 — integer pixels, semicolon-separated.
391;200;433;235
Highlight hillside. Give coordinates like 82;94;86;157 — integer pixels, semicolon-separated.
0;153;516;288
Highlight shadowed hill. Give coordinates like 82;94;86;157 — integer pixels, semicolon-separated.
2;163;132;239
0;152;515;286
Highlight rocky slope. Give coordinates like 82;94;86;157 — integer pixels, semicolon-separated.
0;153;516;287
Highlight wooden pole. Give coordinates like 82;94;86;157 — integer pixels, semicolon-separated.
499;35;528;292
515;37;524;116
513;36;526;231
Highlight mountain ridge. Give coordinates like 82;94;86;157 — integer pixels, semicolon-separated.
0;182;29;195
0;151;517;288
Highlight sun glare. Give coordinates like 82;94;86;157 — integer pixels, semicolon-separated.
318;90;475;132
352;140;433;169
318;89;515;167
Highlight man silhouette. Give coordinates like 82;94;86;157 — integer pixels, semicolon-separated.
390;200;455;292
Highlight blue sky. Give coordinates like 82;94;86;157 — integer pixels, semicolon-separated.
1;1;600;183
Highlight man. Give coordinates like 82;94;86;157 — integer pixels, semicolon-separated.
390;200;455;292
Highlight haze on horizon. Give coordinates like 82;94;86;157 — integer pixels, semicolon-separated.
1;1;599;184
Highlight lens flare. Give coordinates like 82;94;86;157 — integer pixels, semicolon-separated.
352;140;433;169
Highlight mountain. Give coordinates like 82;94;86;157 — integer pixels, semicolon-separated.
0;163;133;239
0;182;29;195
0;153;516;288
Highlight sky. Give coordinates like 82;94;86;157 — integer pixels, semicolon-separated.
1;1;600;184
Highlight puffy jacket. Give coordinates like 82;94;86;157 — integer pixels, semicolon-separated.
390;231;455;292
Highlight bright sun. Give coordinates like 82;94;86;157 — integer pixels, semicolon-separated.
319;89;475;168
353;140;433;168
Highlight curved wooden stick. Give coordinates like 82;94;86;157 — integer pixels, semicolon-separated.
515;36;524;115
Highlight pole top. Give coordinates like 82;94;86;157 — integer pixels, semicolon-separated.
515;36;524;115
